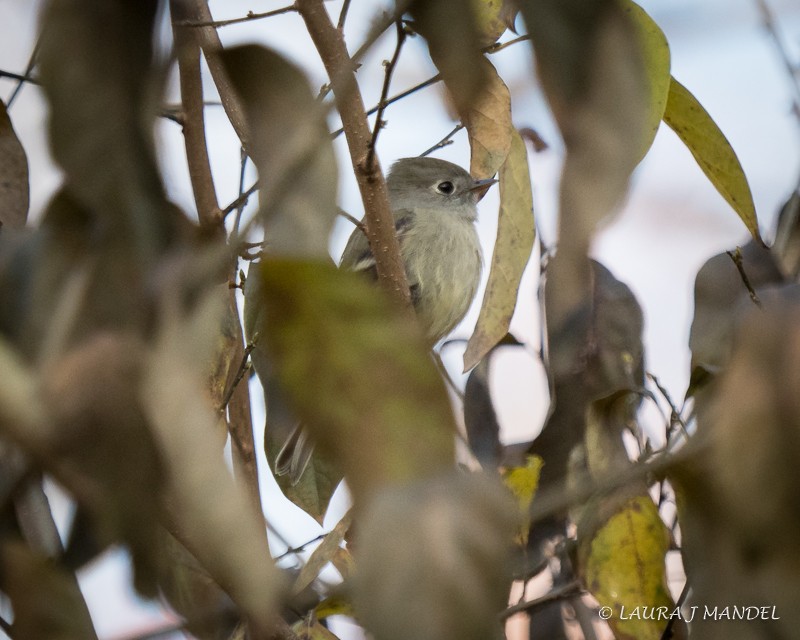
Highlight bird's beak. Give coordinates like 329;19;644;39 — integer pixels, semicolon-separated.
469;177;498;202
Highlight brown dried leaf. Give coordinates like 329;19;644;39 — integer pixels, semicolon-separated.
464;129;534;369
461;58;513;179
0;99;29;228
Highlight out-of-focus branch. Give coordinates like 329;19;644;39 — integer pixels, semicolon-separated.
755;0;800;120
183;0;250;153
177;4;298;29
297;0;412;309
171;0;222;229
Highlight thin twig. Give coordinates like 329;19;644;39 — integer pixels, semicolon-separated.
331;73;442;139
484;34;532;55
419;123;465;157
233;149;249;236
755;0;800;119
219;336;257;413
178;4;298;28
223;181;260;217
0;69;38;84
499;581;583;620
726;247;762;308
337;208;365;230
336;0;352;31
349;0;415;68
646;372;690;440
8;31;42;107
366;21;407;171
0;615;11;635
275;533;327;560
187;0;250;152
660;581;690;639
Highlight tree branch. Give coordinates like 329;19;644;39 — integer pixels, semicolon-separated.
183;0;250;153
297;0;412;310
177;4;298;29
171;0;222;229
419;123;465;157
366;20;406;171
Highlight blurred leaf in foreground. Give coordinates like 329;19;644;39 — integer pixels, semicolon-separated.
1;541;98;640
0;99;29;229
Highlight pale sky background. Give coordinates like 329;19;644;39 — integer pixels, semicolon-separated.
1;0;799;638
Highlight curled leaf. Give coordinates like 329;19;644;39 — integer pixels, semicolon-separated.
464;129;534;370
663;77;761;243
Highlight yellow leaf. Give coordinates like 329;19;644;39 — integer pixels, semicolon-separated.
471;0;509;45
464;129;535;371
315;595;355;620
463;58;513;179
620;0;671;163
581;495;673;640
663;77;762;243
502;454;543;545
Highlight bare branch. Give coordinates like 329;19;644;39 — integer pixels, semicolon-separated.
366;21;407;171
223;181;260;218
297;0;412;310
171;0;222;229
499;581;583;620
182;0;250;152
177;4;298;29
726;247;763;308
755;0;800;120
0;69;38;84
331;73;442;139
337;0;352;31
337;208;365;230
419;123;465;157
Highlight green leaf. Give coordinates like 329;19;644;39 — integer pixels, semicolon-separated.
0;99;29;229
580;496;674;640
253;259;455;500
663;77;762;243
620;0;671;163
464;129;534;370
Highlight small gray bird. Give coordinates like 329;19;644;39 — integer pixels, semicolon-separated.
276;156;497;482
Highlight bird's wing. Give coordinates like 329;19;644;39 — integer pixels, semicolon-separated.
339;209;420;305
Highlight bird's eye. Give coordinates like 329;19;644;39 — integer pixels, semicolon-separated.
436;181;454;195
